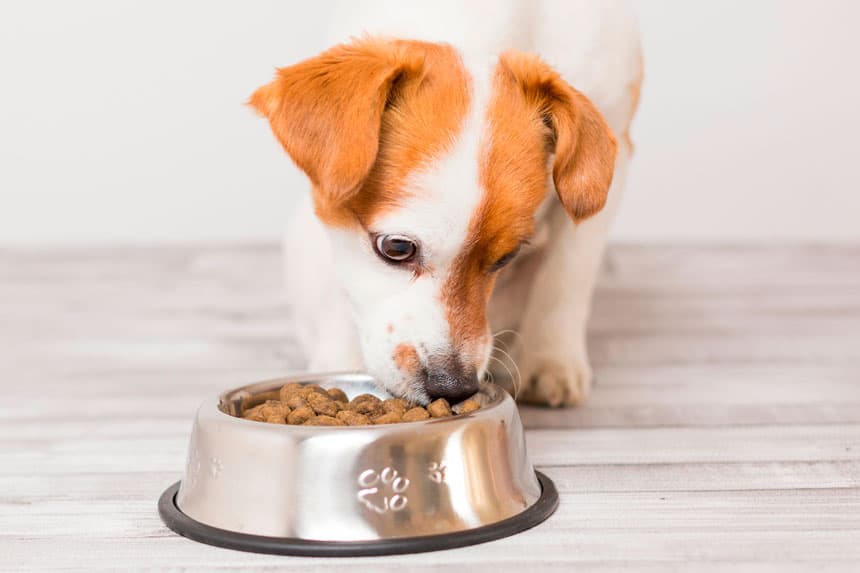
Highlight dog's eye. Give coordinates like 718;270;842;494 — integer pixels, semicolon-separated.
374;234;418;264
489;246;521;272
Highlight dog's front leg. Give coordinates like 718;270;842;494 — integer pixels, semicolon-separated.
284;197;365;373
304;288;365;372
515;208;603;406
517;150;629;406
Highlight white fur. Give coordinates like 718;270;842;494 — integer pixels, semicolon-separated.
282;0;642;405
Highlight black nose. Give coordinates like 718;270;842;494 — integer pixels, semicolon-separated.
424;360;479;403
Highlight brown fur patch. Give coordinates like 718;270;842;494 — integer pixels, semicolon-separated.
393;343;421;376
496;51;617;222
352;41;471;227
441;51;618;351
249;38;470;228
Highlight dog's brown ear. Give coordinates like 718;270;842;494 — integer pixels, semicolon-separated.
249;38;423;224
499;52;617;222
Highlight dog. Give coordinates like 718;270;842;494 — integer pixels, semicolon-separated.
250;0;642;407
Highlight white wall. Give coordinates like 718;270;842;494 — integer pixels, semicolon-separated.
0;1;327;245
617;0;860;242
1;0;859;245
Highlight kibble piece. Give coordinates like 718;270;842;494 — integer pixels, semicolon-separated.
252;400;290;423
244;405;288;423
372;411;403;425
402;407;430;422
326;387;349;403
350;393;381;404
304;415;346;426
349;394;383;415
242;403;268;422
306;392;339;417
258;399;288;410
300;384;329;398
336;410;371;426
460;399;481;414
381;398;409;416
284;394;308;410
287;405;315;425
278;382;304;402
427;398;452;418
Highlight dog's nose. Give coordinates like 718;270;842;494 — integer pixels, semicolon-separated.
424;362;479;404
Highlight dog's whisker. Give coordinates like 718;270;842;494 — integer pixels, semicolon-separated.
493;329;525;351
491;328;525;398
488;355;512;390
489;353;520;399
492;346;522;399
490;356;519;399
493;336;514;356
485;368;495;387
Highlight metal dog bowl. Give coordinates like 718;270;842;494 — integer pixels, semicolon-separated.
159;372;557;556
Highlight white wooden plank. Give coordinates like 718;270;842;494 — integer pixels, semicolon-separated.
4;529;860;570
526;425;860;466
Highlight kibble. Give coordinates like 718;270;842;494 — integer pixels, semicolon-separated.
242;400;290;424
305;392;339;417
300;384;328;398
303;415;346;426
287;405;315;425
427;398;452;418
326;387;349;403
382;398;409;416
336;410;372;425
372;411;403;425
242;403;267;422
284;394;307;410
348;394;383;416
402;406;431;422
279;382;303;402
460;399;481;414
240;384;482;426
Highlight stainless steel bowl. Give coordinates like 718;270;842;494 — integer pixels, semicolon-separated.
159;372;557;556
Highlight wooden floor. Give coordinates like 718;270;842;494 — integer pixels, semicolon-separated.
2;244;859;571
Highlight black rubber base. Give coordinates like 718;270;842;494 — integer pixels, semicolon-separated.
158;471;558;556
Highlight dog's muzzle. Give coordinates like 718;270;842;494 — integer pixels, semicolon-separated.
423;354;479;403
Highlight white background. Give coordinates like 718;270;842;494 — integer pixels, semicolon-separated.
1;0;858;245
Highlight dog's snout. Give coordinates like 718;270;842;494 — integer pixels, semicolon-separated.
425;370;479;403
424;356;479;403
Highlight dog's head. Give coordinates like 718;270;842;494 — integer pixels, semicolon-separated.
251;38;616;404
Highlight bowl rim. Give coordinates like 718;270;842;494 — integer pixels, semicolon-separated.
215;371;507;430
159;471;558;556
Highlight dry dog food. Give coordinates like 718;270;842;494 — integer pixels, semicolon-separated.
241;383;481;426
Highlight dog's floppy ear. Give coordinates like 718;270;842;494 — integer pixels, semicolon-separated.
499;52;617;222
249;38;423;224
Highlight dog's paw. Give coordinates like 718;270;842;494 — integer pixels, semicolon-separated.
518;357;592;407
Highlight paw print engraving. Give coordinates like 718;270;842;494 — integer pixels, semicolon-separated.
186;447;202;488
428;461;447;483
357;467;410;514
208;457;223;478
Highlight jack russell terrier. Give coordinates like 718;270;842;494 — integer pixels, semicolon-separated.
250;0;642;407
